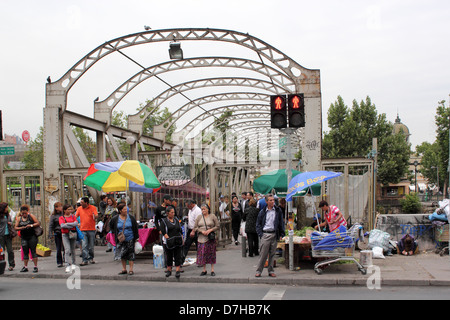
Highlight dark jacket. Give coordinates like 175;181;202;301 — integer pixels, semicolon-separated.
109;214;139;243
49;212;63;235
256;205;284;239
243;206;259;234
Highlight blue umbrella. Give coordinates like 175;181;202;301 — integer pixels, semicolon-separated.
286;170;342;201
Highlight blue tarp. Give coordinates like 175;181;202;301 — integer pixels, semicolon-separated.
428;211;448;222
311;225;353;251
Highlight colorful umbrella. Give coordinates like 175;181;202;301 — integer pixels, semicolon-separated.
253;169;321;196
286;170;342;232
84;160;161;193
286;170;342;201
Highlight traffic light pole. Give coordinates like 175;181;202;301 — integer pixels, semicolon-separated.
282;127;295;271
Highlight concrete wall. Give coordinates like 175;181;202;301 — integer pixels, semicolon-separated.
376;214;440;251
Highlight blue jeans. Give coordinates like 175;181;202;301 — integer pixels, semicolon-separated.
81;230;96;262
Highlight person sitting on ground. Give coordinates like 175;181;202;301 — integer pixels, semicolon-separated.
398;234;418;256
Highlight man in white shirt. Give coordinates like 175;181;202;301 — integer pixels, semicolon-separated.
182;199;202;264
219;195;229;220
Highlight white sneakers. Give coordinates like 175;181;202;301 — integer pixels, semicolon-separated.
65;264;77;273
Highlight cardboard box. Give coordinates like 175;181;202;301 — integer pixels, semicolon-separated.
36;248;51;257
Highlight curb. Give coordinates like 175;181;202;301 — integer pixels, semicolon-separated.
4;272;450;287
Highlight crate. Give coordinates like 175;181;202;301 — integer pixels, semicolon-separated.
36;248;51;257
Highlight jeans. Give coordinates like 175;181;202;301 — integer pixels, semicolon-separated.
54;233;63;265
62;233;77;266
81;230;95;262
0;235;15;268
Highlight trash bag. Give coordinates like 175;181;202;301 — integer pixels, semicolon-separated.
368;229;390;252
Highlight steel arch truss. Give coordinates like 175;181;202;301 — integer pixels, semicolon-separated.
48;28;317;97
127;76;288;133
43;28;323;225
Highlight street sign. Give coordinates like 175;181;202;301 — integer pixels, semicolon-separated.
22;130;30;142
0;146;15;155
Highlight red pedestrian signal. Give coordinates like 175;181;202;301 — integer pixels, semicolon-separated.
270;95;287;129
274;96;284;110
288;93;305;128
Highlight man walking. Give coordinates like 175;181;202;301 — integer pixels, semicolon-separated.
255;194;284;278
76;197;98;266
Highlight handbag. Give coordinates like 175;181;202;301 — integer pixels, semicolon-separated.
117;216;126;243
34;225;43;237
202;214;216;241
161;218;183;249
63;215;77;240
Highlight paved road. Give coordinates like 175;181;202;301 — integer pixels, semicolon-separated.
2;278;450;300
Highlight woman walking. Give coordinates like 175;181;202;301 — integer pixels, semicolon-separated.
49;202;64;267
104;197;118;252
192;204;219;276
59;204;79;273
242;199;259;257
15;204;40;273
227;195;242;245
109;203;139;275
0;202;15;271
160;206;183;278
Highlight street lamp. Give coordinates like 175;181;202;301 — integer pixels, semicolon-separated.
169;41;183;60
412;160;420;194
431;166;439;193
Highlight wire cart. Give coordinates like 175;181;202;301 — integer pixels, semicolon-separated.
311;225;366;275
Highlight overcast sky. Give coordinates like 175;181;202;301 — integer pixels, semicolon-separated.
1;0;449;149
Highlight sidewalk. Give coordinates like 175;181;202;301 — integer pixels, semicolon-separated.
3;244;450;287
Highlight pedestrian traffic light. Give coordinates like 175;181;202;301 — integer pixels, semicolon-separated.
288;93;305;128
270;95;287;129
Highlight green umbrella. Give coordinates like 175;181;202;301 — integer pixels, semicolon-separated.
253;169;321;196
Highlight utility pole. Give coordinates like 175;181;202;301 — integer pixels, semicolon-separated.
282;127;295;271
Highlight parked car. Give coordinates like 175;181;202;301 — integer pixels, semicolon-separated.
0;245;6;275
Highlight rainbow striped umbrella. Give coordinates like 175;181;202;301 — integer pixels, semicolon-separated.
84;160;161;193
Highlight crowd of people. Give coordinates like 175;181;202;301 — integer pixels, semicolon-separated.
0;191;349;279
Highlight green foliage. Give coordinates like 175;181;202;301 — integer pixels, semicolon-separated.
416;141;441;188
323;95;410;185
400;192;422;213
22;127;44;169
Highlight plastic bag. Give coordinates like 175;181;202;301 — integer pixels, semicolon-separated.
372;246;385;259
134;241;143;254
96;221;104;233
368;229;390;251
240;221;247;238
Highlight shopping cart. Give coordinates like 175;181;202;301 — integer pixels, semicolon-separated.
311;225;366;275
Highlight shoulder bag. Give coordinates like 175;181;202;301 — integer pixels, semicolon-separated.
34;217;43;237
63;215;77;240
202;214;216;241
161;218;182;249
117;216;127;243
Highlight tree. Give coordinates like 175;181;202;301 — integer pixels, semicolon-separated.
23;127;44;169
140;101;176;143
323;96;410;185
415;141;441;189
434;100;450;192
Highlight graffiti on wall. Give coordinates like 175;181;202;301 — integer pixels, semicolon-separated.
376;214;439;250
